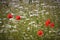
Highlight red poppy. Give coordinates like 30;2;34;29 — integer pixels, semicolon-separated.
16;16;21;20
37;30;44;37
50;23;54;28
7;13;13;19
45;19;50;27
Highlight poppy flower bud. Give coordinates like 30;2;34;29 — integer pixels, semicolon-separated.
45;19;50;27
16;16;21;20
7;13;13;19
50;23;54;28
37;30;44;37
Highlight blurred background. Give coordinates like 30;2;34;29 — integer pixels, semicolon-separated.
0;0;60;40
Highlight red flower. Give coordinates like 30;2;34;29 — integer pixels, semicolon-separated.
7;13;13;19
16;16;21;20
37;30;44;37
50;23;54;28
45;19;50;27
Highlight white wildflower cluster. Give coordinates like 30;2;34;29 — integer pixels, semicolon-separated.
28;21;35;25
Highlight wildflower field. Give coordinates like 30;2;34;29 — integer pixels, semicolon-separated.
0;0;60;40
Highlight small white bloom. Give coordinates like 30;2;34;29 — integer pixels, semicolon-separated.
25;34;28;36
30;35;33;37
34;10;38;12
2;25;5;27
21;16;26;18
4;30;7;33
6;10;10;13
24;37;26;39
6;24;12;28
19;6;23;9
12;0;19;1
25;7;28;10
9;18;14;20
10;29;18;32
14;4;19;7
45;12;49;15
30;14;34;17
46;5;50;7
41;13;44;15
49;31;52;33
26;18;30;20
0;29;3;33
33;14;39;16
41;3;45;5
19;11;24;13
34;24;38;28
40;10;46;13
41;10;46;12
29;21;35;25
13;25;17;28
27;27;30;30
43;6;47;8
11;13;14;15
0;21;2;23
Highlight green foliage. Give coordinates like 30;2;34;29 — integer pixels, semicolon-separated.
0;0;60;40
